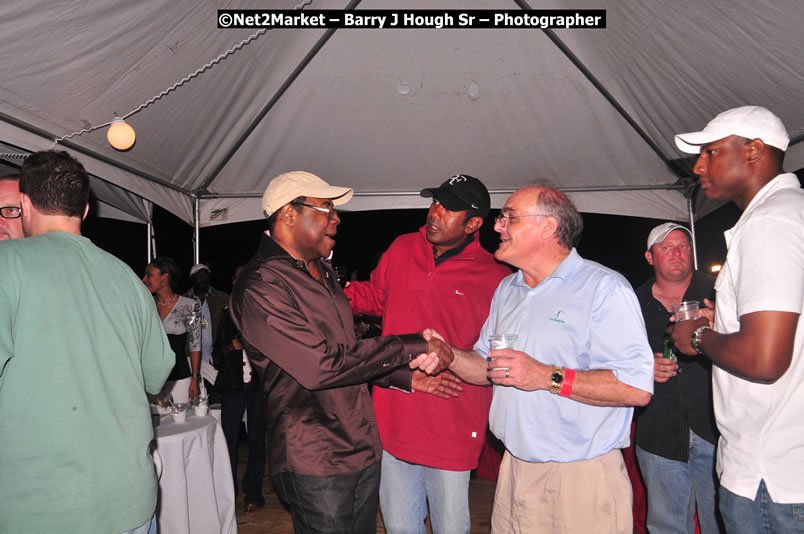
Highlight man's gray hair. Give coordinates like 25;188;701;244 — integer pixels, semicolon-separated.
537;187;583;249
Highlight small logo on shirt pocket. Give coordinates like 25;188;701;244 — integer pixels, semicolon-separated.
549;310;566;324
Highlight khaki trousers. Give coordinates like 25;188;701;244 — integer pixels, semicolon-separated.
491;448;632;534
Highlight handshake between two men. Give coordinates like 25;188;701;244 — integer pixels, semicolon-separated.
408;334;454;374
406;332;471;401
407;329;523;397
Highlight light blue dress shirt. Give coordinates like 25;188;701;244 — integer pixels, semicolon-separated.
474;249;654;463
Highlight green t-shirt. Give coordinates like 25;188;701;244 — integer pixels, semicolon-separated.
0;232;174;533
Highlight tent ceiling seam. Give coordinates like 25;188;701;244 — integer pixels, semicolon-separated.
197;183;686;199
513;0;688;180
197;0;364;196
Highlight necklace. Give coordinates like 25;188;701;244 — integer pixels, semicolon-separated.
157;294;179;306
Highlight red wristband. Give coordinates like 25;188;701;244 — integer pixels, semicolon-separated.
559;368;575;397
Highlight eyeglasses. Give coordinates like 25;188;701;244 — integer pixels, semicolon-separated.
657;243;691;253
292;202;337;218
0;206;21;219
494;212;550;226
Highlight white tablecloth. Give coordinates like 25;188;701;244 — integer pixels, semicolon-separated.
154;411;237;534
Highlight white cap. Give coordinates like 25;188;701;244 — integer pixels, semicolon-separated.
262;171;353;217
647;222;691;250
189;263;210;277
675;106;789;154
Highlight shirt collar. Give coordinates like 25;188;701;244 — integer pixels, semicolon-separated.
636;270;714;308
511;248;581;287
259;233;299;263
433;233;475;266
185;287;220;299
727;173;798;244
686;270;715;300
262;228;333;260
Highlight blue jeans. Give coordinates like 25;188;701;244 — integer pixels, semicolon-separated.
636;430;723;534
720;480;804;534
273;461;381;534
379;450;471;534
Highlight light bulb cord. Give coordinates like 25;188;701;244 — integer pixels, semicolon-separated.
40;0;316;151
47;28;266;149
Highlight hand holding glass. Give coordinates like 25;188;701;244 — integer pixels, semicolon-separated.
489;334;516;371
672;301;700;322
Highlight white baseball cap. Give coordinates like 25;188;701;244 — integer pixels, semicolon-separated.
189;263;210;277
647;222;691;250
675;106;789;154
262;171;353;217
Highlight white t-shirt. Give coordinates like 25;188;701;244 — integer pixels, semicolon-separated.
712;173;804;503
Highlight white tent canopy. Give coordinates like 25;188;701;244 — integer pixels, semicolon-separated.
1;0;802;229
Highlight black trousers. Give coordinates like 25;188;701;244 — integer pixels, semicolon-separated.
273;461;381;534
220;390;266;506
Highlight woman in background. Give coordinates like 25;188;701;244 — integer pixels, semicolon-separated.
143;256;202;400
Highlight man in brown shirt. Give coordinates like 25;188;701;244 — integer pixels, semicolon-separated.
230;171;453;533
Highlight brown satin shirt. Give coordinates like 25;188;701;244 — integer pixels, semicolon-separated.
230;234;427;477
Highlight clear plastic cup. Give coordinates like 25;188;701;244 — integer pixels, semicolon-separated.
173;403;188;423
489;334;516;371
672;301;700;322
489;334;517;350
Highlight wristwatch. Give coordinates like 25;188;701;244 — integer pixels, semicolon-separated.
690;326;711;355
192;373;202;379
550;367;564;394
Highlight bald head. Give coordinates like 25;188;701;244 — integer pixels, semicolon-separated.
0;175;24;241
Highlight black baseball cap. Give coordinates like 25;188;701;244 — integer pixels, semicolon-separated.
420;174;490;218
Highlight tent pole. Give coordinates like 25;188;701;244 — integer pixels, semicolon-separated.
146;222;152;263
193;197;200;264
687;196;698;270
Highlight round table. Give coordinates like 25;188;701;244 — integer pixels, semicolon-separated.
153;411;237;534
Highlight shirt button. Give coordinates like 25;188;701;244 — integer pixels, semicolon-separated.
370;418;375;423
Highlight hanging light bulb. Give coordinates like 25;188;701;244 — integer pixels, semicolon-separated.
107;119;136;151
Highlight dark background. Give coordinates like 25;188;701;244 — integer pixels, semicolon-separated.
82;200;745;296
